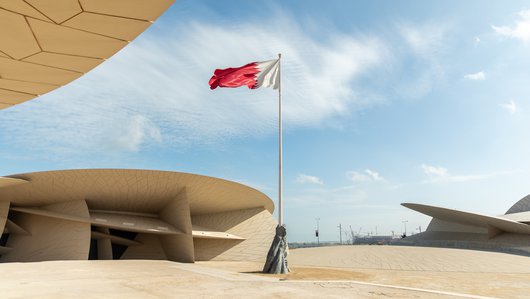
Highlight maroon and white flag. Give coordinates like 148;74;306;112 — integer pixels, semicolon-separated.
209;59;280;90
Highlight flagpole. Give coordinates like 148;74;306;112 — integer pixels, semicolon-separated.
278;53;283;226
263;54;289;274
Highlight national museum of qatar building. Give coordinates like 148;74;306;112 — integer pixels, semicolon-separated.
0;169;276;263
397;196;530;256
0;1;277;263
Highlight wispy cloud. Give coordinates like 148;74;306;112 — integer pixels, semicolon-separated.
492;10;530;43
399;24;446;57
421;163;512;183
421;164;448;178
395;23;449;99
474;36;481;46
0;14;388;156
347;169;384;182
464;71;485;81
296;174;323;185
106;115;162;152
500;100;519;114
288;185;368;206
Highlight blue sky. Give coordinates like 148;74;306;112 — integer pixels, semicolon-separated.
2;0;530;242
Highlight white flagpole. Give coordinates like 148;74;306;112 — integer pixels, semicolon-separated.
278;53;283;226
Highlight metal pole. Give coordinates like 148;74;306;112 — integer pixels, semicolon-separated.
316;218;320;246
402;220;408;235
338;223;342;244
277;53;283;226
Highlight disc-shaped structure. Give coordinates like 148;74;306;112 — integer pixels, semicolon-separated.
0;169;276;263
0;0;175;110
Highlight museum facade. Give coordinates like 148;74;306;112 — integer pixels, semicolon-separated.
0;169;276;263
396;196;530;256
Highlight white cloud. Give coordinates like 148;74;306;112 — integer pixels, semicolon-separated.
395;23;449;99
464;71;485;81
500;100;518;114
492;10;530;43
0;15;388;155
474;36;481;46
347;169;384;182
296;174;323;185
398;23;448;58
420;163;511;183
108;115;161;152
365;169;383;181
288;185;368;206
421;164;448;178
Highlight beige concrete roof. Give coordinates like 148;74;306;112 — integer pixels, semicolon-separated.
402;203;530;234
0;177;28;188
499;211;530;223
0;0;175;109
0;169;274;215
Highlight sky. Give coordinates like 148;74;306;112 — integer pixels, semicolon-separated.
2;0;530;242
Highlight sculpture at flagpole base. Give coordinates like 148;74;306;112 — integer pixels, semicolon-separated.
262;224;290;274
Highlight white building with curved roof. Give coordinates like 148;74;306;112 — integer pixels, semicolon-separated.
0;169;277;263
398;196;530;256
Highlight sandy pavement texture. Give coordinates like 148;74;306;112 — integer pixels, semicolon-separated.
203;245;530;298
2;246;530;298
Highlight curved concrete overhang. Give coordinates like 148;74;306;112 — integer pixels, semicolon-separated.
0;169;274;215
499;211;530;223
0;177;28;188
402;203;530;235
0;0;175;110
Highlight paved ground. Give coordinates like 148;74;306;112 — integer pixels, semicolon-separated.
0;260;465;299
1;246;530;298
287;246;530;298
289;245;530;272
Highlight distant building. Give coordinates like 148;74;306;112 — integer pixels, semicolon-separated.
394;195;530;256
0;169;276;263
354;236;394;245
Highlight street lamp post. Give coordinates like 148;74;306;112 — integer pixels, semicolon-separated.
402;220;408;236
315;218;320;246
338;223;342;245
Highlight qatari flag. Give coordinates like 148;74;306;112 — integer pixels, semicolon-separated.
209;59;280;90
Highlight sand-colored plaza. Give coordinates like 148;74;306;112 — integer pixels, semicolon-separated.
2;245;530;298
